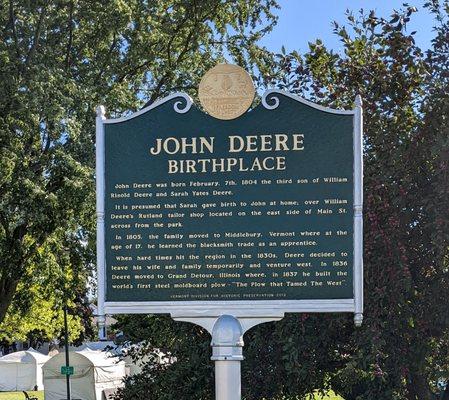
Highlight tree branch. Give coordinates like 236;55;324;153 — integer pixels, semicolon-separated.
0;211;9;235
7;0;21;61
143;12;206;107
96;31;118;81
65;0;74;70
25;4;47;67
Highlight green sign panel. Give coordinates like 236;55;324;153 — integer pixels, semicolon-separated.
61;366;74;375
100;91;362;308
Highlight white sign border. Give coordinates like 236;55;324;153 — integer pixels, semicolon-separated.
95;90;363;329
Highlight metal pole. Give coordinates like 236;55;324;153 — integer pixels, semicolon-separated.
211;315;244;400
96;105;107;341
353;94;364;327
64;304;71;400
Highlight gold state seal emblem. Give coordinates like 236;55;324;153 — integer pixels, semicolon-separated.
198;64;255;120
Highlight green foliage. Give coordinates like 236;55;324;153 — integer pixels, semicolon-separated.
114;315;213;400
114;3;449;400
0;0;278;342
0;235;91;343
264;2;449;399
0;282;83;343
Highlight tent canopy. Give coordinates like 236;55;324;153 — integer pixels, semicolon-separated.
43;349;126;400
0;348;48;363
0;348;50;391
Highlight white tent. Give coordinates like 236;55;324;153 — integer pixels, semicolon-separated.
74;341;165;376
71;341;116;353
68;341;169;377
43;348;126;400
0;348;50;391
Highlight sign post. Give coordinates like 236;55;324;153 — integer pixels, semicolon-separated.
63;304;72;400
211;315;244;400
95;66;363;399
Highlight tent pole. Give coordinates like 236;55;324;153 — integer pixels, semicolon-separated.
64;304;71;400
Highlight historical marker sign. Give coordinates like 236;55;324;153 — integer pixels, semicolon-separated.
96;88;363;324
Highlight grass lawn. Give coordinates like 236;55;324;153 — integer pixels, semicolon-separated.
0;392;43;400
0;390;343;400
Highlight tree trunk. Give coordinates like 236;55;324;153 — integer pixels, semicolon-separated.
0;276;20;324
407;371;434;400
0;224;29;324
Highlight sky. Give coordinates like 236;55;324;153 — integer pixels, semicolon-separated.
260;0;437;53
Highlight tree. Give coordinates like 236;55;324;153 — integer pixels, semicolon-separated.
0;0;279;336
113;315;214;400
0;237;93;348
264;2;449;399
114;3;449;400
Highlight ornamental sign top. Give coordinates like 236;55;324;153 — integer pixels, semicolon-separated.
198;64;255;120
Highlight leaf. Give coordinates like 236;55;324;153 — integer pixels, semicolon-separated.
390;15;400;23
